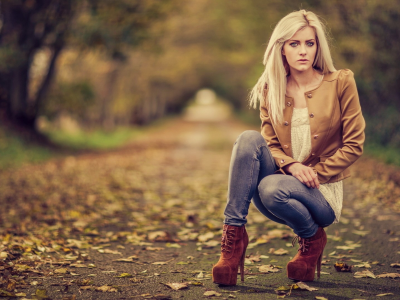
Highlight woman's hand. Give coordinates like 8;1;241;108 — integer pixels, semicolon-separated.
283;163;320;189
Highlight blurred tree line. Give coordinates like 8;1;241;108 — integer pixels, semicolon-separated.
0;0;399;147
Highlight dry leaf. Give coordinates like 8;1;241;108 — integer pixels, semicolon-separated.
162;282;188;290
334;262;352;272
114;256;138;263
116;273;133;278
259;265;280;273
152;261;169;265
390;263;400;268
354;270;376;279
204;290;221;296
98;249;122;255
315;297;328;300
296;282;318;291
376;293;394;297
354;262;371;268
95;285;118;292
247;253;261;262
198;232;215;242
273;248;289;255
376;273;400;278
54;268;68;274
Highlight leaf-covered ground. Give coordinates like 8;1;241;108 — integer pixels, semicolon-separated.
1;104;400;300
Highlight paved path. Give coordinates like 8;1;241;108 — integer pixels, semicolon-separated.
0;99;399;300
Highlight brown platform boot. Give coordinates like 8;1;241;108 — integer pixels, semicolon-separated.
212;224;248;286
287;227;327;282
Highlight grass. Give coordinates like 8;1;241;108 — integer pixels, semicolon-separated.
364;143;400;166
0;127;54;170
0;116;176;170
44;127;142;150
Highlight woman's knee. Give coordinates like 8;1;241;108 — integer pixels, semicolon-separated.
234;131;264;154
258;175;289;208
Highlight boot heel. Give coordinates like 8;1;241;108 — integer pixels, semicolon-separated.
316;253;322;279
240;251;246;282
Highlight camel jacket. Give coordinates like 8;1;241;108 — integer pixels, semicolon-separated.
260;69;366;184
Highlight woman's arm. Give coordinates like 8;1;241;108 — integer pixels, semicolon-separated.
313;69;366;183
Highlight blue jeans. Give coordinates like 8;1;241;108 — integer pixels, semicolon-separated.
223;131;335;238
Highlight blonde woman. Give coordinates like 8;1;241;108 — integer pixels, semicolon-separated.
212;10;365;285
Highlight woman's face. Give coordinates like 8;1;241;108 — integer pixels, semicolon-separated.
282;26;317;73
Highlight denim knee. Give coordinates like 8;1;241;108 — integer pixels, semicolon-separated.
258;175;289;209
235;130;264;155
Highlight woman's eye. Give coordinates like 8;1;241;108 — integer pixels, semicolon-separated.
307;42;315;47
290;42;298;47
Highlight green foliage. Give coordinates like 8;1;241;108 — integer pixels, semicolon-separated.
44;127;140;150
0;126;53;170
43;81;95;119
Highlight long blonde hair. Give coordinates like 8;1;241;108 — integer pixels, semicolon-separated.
249;10;336;124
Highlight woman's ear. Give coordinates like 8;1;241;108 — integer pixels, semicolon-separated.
281;46;285;56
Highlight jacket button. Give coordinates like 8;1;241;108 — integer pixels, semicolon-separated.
307;93;312;98
280;159;285;164
283;145;289;149
286;101;292;107
313;135;319;139
284;121;289;126
310;113;314;118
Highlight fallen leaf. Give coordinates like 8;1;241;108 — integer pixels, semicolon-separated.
334;262;352;272
354;270;376;279
390;263;400;268
259;265;280;273
354;262;371;268
114;256;138;263
376;293;394;297
273;248;288;256
162;282;188;290
70;263;87;268
152;261;169;265
198;232;215;242
35;288;49;299
166;243;181;248
247;253;261;262
352;230;370;236
376;273;400;278
116;273;133;278
315;297;328;300
204;290;221;296
201;240;220;248
54;268;68;274
296;282;318;291
146;247;164;251
98;249;122;255
95;285;118;292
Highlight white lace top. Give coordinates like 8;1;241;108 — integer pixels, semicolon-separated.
291;107;343;223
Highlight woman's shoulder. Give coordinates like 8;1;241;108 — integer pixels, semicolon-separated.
323;69;355;83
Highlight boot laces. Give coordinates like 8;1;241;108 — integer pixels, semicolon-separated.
220;228;236;253
292;236;310;252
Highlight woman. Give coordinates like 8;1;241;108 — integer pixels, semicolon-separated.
212;10;365;285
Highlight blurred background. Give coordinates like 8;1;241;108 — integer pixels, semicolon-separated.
1;0;400;167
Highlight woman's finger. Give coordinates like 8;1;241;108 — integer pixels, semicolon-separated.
303;171;316;189
298;173;311;187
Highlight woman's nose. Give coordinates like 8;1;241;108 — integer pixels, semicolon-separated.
299;45;307;55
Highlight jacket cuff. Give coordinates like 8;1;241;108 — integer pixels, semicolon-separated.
275;157;297;174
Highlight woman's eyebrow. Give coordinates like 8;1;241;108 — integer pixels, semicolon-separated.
288;39;315;42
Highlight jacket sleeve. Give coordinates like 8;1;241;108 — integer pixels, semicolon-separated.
313;69;366;183
260;98;297;174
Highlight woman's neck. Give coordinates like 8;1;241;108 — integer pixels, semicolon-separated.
287;68;319;90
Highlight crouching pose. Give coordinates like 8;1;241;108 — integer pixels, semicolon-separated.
212;9;365;285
